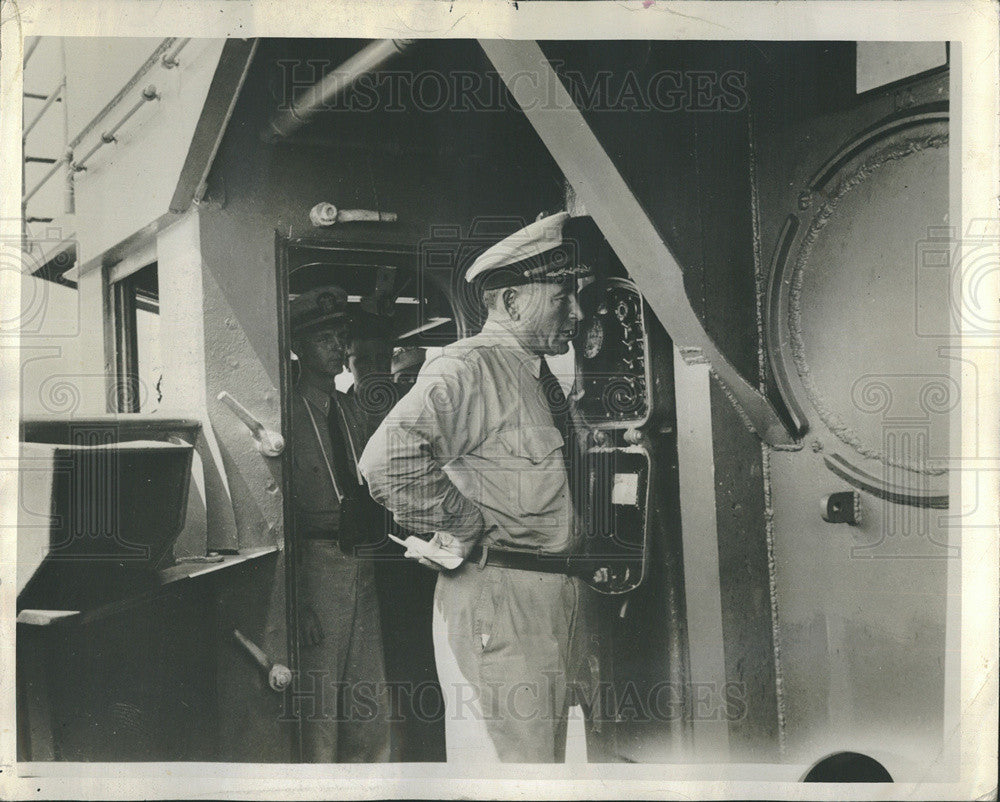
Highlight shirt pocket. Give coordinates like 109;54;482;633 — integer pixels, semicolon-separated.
493;425;568;519
496;425;564;464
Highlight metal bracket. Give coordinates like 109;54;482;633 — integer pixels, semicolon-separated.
820;491;861;525
677;346;709;366
161;38;191;69
623;428;643;445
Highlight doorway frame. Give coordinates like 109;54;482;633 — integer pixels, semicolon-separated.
273;231;462;762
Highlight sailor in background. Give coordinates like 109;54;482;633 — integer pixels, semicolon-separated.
340;315;399;432
390;346;426;392
289;286;390;763
359;213;601;763
339;317;446;762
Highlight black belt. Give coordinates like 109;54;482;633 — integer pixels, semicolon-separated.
467;543;590;578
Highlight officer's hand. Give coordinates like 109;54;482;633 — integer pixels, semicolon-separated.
299;604;325;646
395;533;464;570
404;548;446;572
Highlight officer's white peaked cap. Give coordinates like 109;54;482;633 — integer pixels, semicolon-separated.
465;212;573;287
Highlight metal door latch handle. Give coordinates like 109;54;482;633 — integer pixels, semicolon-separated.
309;201;398;226
217;391;284;457
232;629;292;692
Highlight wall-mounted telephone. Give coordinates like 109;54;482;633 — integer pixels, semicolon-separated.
575;279;651;427
574;278;672;595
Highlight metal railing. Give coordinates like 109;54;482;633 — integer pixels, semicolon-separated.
161;38;191;69
23;77;65;139
22;37;69;221
71;85;161;172
23;36;41;67
22;152;71;206
22;37;183;222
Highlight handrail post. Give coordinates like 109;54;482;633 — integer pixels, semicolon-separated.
64;149;75;215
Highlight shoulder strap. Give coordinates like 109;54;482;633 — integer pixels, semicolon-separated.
330;394;364;485
302;396;344;502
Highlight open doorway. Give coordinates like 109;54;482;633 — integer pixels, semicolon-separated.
278;237;459;762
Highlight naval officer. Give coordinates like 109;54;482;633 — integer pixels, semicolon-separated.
358;212;601;763
289;286;390;763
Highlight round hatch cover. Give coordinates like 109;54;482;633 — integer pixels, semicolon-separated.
767;111;952;506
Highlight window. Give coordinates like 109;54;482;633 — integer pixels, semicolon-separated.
111;261;162;413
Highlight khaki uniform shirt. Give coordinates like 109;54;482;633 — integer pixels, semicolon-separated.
358;319;576;555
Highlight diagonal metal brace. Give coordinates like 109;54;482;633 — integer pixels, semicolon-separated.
479;39;796;447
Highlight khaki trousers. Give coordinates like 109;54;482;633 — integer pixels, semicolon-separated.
432;561;595;763
296;540;390;763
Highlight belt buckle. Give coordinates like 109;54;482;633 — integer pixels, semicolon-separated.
477;543;490;570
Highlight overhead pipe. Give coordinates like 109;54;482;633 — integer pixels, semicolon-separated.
265;38;415;141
